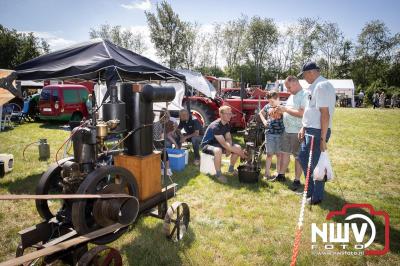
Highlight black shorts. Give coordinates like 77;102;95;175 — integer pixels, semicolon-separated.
201;144;226;155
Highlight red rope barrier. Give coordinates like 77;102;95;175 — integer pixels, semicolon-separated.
290;134;315;266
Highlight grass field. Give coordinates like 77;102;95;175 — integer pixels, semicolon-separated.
0;108;399;265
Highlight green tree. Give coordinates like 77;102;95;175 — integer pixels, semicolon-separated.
0;24;49;69
89;24;147;54
295;17;319;67
16;32;41;64
145;1;190;68
196;33;213;69
335;40;353;78
222;15;248;69
315;21;343;78
0;24;19;68
386;51;400;87
355;20;398;86
246;16;278;85
41;38;50;54
194;66;225;77
181;22;200;69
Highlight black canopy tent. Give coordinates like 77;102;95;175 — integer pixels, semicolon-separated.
13;39;185;102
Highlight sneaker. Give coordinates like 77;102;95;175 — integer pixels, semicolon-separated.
276;174;286;182
194;159;200;166
228;169;238;175
263;175;276;182
217;175;228;183
291;180;301;191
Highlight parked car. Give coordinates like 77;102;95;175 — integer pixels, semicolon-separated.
38;84;89;122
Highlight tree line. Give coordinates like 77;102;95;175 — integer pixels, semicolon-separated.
1;0;399;101
90;1;400;100
0;24;50;69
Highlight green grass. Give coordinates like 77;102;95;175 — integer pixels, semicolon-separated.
0;108;399;265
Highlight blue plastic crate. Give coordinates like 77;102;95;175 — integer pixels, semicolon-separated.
166;148;185;171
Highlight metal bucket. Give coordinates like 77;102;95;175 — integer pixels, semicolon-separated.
238;164;260;183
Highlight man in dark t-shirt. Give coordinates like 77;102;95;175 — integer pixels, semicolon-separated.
177;109;203;165
201;106;247;183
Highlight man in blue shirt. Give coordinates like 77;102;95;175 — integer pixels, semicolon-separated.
201;106;247;183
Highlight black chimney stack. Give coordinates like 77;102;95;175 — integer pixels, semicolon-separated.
103;85;126;133
122;83;175;156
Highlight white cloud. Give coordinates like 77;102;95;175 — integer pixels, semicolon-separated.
121;0;152;11
20;31;77;51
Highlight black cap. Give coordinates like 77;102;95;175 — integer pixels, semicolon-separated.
297;61;320;77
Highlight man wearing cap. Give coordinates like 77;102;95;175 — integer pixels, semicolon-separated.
297;62;336;205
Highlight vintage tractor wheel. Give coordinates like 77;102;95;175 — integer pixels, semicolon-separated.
162;202;190;242
35;157;73;220
77;245;122;266
72;166;139;245
190;102;214;127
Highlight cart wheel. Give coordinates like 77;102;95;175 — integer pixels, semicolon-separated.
72;166;139;245
77;245;122;266
35;157;73;220
163;202;190;241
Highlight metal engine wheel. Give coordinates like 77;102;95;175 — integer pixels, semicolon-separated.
163;202;190;242
77;245;122;266
72;166;139;245
35;157;73;220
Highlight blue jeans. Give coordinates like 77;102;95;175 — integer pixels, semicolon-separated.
190;136;202;160
298;127;331;202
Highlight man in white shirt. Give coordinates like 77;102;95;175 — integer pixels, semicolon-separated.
297;62;336;205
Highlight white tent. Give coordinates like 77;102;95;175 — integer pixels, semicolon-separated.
93;81;186;119
176;69;216;99
277;79;356;107
155;69;218;113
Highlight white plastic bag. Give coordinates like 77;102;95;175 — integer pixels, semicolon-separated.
313;152;334;181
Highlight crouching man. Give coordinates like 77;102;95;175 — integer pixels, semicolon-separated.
177;109;203;165
200;106;247;183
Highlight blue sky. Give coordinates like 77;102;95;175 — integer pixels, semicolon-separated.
1;0;399;55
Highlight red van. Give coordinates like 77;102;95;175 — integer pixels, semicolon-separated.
38;85;90;122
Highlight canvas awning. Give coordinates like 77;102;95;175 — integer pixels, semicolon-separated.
14;39;185;85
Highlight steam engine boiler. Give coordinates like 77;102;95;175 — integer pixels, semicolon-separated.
14;83;190;265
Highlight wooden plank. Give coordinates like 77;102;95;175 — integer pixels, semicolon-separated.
0;194;134;200
42;230;78;248
0;223;125;266
0;70;16;105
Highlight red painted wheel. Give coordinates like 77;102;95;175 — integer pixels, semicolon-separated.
77;246;122;266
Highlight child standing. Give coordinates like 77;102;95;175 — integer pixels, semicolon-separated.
259;92;285;181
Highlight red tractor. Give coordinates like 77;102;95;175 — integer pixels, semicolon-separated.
183;77;290;129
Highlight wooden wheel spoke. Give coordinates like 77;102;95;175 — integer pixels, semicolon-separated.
170;224;178;237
